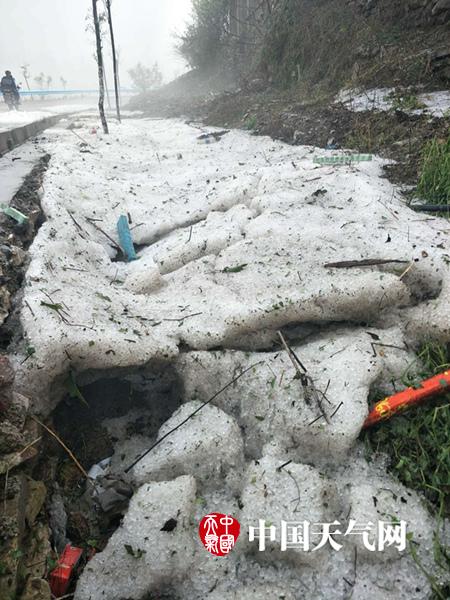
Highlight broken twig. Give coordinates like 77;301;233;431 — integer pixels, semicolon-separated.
30;416;91;482
324;259;408;269
86;217;122;253
162;312;203;323
278;331;330;423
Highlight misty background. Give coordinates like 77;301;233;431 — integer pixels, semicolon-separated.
0;0;192;90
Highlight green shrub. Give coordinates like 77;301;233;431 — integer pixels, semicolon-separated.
243;115;257;130
418;135;450;204
387;90;425;112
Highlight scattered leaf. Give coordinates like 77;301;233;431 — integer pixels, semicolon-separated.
40;301;64;312
66;371;89;408
160;518;178;532
124;544;146;559
222;264;248;273
95;292;112;302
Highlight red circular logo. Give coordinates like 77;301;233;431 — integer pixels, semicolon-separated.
199;513;241;556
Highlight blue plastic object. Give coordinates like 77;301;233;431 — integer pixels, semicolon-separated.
117;215;137;262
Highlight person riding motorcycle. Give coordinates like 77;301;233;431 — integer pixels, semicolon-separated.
1;71;20;110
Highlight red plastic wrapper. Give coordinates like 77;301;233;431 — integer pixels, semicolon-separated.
364;370;450;428
49;544;84;597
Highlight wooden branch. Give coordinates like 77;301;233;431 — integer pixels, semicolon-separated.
324;259;408;269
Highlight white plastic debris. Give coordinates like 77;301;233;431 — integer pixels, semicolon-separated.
87;456;112;481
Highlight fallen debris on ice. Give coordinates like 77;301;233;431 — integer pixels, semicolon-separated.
14;117;450;409
175;327;415;462
8;116;450;599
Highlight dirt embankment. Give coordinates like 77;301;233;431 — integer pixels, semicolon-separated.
0;154;51;600
0;154;50;348
129;0;450;191
202;89;450;189
131;79;449;192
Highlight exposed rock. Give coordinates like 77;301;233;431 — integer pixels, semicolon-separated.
430;46;450;81
0;475;28;599
9;245;27;268
0;417;40;475
48;488;69;554
22;522;51;580
0;355;15;414
0;445;39;476
0;354;15;387
25;479;47;526
432;0;450;14
0;420;24;454
4;392;29;430
0;284;11;327
347;0;450;21
355;44;381;59
20;577;51;600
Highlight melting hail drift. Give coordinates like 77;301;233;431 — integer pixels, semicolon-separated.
124;362;263;473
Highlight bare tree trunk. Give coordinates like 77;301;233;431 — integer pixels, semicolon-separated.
106;0;121;123
92;0;109;134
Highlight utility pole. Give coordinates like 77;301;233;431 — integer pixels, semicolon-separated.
116;48;122;108
104;68;112;110
20;64;33;101
92;0;109;134
105;0;121;123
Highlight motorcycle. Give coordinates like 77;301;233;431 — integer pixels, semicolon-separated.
2;90;20;111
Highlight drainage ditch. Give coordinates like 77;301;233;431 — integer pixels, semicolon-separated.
0;153;50;349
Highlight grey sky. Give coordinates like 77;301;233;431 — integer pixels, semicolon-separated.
0;0;192;90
